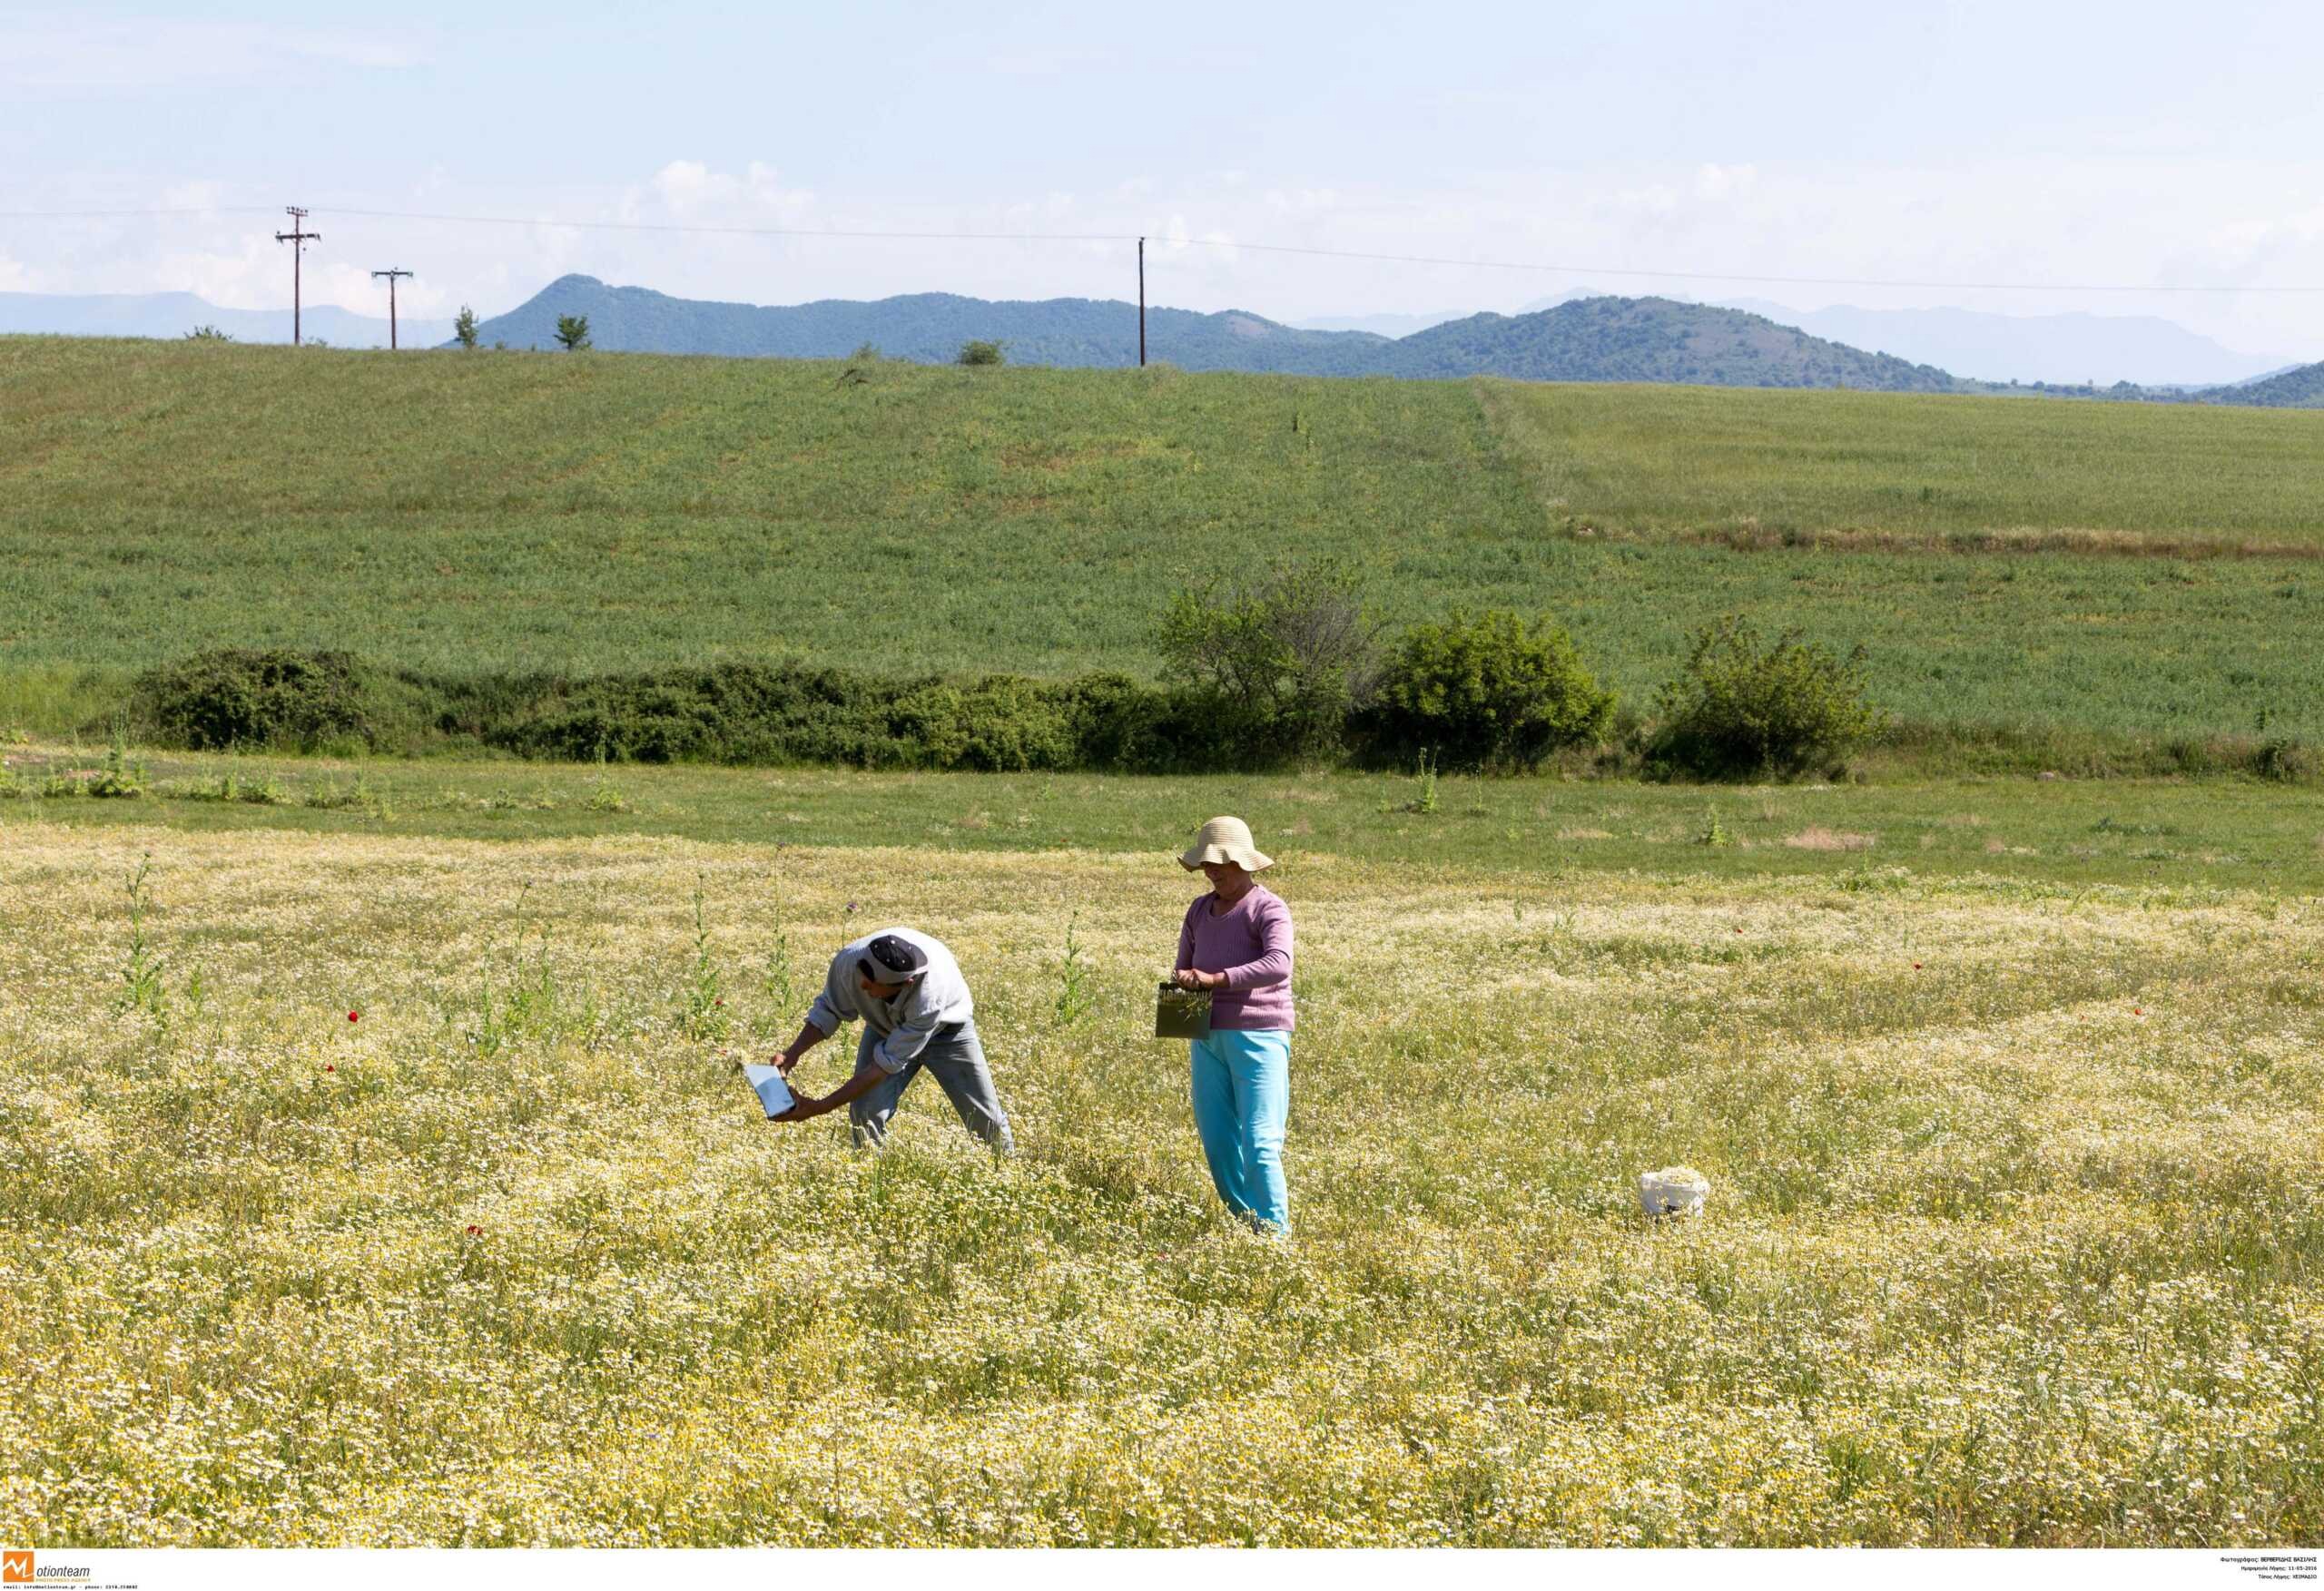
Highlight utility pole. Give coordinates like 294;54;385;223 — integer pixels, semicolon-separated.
1137;236;1146;368
370;268;414;349
275;206;320;346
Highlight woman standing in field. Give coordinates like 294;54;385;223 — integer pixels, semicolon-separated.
1172;816;1295;1236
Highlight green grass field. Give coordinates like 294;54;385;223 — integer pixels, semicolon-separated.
9;741;2324;895
5;772;2319;1545
5;337;2323;745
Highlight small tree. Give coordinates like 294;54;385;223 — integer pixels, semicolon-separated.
957;339;1003;366
184;324;231;342
454;306;479;349
1368;610;1614;771
1155;563;1378;764
1648;615;1889;780
850;341;882;362
554;314;592;352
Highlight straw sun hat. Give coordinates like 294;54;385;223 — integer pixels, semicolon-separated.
1179;815;1274;872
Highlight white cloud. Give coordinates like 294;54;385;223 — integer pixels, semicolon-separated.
162;179;228;212
0;15;425;91
0;250;41;291
152;234;280;309
1264;187;1341;217
1694;163;1758;201
649;161;813;222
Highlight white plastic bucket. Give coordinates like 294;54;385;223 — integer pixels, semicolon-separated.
1638;1165;1709;1218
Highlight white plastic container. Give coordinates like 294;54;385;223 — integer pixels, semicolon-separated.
1638;1165;1709;1218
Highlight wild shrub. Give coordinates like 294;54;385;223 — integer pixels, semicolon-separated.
1647;616;1889;780
1363;609;1613;771
957;339;1004;366
128;651;1324;774
130;648;407;751
1154;564;1378;766
895;676;1080;772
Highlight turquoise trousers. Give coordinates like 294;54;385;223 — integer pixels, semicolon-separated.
1190;1028;1291;1234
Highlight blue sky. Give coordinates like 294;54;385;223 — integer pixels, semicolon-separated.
5;0;2321;354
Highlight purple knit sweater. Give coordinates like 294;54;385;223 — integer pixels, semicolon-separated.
1175;884;1295;1031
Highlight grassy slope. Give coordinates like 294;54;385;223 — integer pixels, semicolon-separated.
5;337;2324;741
1479;377;2324;543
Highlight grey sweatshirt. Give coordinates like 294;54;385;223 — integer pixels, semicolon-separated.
805;927;975;1075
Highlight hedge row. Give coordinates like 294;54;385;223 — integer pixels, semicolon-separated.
129;650;1250;772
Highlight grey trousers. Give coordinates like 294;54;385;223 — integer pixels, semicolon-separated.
850;1023;1015;1153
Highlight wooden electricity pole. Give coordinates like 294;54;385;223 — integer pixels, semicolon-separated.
1137;236;1147;367
275;206;320;346
371;268;413;349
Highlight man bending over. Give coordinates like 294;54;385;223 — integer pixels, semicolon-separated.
766;928;1014;1153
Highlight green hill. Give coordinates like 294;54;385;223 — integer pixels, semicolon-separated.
471;277;1981;391
1387;297;1972;391
5;335;2323;751
468;275;1388;374
2205;358;2324;408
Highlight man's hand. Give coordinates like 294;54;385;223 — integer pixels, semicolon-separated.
769;1090;824;1123
772;1049;801;1075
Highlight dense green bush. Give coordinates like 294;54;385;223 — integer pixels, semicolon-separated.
1364;609;1614;771
1647;616;1889;780
128;652;1227;771
129;649;412;751
1154;565;1379;767
957;339;1004;367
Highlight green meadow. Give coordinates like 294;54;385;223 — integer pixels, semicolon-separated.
5;762;2321;1545
4;335;2322;745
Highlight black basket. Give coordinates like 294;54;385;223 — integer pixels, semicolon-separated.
1155;981;1213;1039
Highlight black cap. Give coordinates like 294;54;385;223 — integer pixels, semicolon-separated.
859;934;929;985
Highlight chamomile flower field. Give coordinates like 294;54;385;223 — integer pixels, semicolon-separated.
4;809;2319;1546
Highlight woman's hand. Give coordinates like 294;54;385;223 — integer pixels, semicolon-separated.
1173;968;1215;991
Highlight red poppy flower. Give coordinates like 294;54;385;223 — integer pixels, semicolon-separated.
466;1224;481;1236
348;1011;360;1023
325;1065;336;1073
1913;962;1922;969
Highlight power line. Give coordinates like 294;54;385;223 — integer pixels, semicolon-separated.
370;267;414;349
318;204;1126;245
0;206;282;218
5;201;2322;295
1193;240;2324;297
274;206;320;346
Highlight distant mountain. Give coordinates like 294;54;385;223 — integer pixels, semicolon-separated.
465;276;1389;373
468;276;1981;392
1387;297;1972;391
1721;298;2291;388
2201;359;2324;408
1292;309;1467;338
1294;289;1605;339
0;290;451;349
